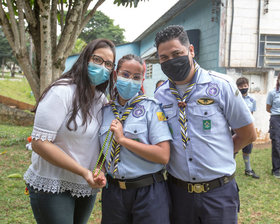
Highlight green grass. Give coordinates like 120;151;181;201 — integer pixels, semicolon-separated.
0;124;279;223
0;74;36;105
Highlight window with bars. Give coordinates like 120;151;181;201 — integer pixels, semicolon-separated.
146;63;153;79
259;34;280;71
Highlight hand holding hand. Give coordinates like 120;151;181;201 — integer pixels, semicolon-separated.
83;169;106;189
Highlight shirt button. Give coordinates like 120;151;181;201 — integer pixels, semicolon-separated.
121;176;125;179
118;160;121;163
186;119;188;122
166;116;169;119
134;130;137;133
192;177;196;181
119;111;122;114
204;112;208;115
189;158;192;161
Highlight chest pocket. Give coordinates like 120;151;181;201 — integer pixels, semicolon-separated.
188;105;220;136
124;123;147;141
163;107;178;137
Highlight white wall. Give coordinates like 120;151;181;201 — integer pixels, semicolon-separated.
223;0;280;68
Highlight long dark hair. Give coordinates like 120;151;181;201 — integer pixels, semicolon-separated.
276;72;280;91
35;38;116;131
111;54;144;100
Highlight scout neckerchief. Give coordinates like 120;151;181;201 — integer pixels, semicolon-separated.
169;62;199;149
108;94;147;176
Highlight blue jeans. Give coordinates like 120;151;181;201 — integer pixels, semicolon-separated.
27;185;96;224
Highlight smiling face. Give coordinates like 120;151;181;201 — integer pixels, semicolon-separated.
115;59;144;82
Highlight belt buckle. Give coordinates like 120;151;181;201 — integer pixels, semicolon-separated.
118;181;126;190
188;183;206;193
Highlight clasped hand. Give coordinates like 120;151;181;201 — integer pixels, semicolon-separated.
110;119;125;143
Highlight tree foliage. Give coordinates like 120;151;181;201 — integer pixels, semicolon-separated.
0;27;13;62
0;0;145;102
79;11;125;45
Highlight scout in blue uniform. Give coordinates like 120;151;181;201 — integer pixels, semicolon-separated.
99;54;172;224
235;77;259;179
154;25;257;224
266;73;280;178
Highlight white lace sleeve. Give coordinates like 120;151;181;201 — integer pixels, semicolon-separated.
32;87;71;142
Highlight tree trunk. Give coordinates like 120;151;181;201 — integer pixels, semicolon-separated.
11;62;15;77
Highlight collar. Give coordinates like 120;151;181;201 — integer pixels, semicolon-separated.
115;92;140;107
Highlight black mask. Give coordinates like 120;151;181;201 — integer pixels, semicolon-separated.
161;55;191;81
239;88;248;95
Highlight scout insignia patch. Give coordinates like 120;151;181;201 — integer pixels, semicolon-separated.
206;83;219;97
197;98;215;105
157;112;167;121
203;120;211;130
132;104;145;118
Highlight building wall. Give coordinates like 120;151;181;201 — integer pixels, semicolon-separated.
223;0;280;68
138;0;222;96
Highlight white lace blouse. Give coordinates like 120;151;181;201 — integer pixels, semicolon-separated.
24;84;107;197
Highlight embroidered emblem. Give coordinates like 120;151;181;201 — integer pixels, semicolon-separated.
156;112;167;121
206;83;219;97
197;98;215;105
132;104;145;118
203;120;211;130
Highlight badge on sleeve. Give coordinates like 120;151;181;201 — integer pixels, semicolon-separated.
203;120;211;130
156;112;167;121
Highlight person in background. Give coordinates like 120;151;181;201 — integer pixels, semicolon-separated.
100;54;172;224
155;79;165;90
266;72;280;179
24;39;115;224
235;77;259;179
154;25;257;224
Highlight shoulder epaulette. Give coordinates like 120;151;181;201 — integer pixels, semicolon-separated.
209;70;233;83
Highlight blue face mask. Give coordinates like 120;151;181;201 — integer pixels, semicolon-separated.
116;76;141;100
88;62;110;86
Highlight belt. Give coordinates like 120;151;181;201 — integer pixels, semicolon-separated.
106;170;166;190
168;173;235;193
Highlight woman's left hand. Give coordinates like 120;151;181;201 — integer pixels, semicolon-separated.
110;119;125;143
83;169;106;188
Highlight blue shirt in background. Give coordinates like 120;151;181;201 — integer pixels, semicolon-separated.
266;89;280;115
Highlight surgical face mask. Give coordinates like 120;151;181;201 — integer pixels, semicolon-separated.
88;62;110;86
160;55;191;81
239;88;248;95
116;76;141;100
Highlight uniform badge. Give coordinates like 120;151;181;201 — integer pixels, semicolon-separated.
197;98;215;105
203;120;211;130
132;104;145;118
206;83;219;97
156;112;167;121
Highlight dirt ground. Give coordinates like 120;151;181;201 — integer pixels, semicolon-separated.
253;141;271;149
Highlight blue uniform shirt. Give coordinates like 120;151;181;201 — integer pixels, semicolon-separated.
266;89;280;115
243;95;256;113
155;66;254;182
99;94;172;179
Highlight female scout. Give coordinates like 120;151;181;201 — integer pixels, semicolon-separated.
99;54;172;224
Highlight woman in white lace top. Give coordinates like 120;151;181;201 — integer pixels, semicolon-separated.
24;39;115;224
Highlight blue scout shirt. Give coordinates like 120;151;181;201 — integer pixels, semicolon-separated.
243;95;256;113
99;94;172;180
154;66;254;182
266;88;280;115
